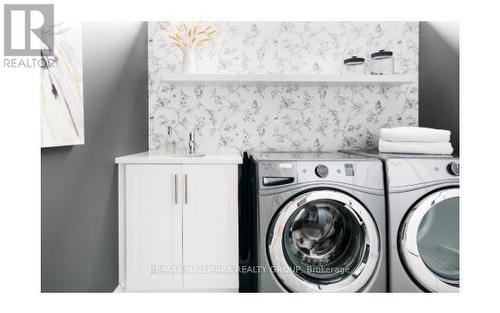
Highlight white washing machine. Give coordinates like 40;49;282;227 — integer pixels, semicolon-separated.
346;151;459;292
254;152;387;292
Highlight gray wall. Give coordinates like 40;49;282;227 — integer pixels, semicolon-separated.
41;22;148;292
419;22;459;155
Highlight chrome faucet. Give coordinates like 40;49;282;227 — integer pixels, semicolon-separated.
188;132;196;154
166;126;176;153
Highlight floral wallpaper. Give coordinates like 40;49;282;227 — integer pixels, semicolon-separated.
148;22;419;153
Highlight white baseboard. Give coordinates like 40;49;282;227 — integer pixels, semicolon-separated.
113;284;124;292
113;284;238;293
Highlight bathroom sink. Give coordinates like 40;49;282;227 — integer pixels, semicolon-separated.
115;151;243;165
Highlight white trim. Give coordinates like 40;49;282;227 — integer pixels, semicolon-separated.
113;284;123;292
161;74;416;85
118;164;126;288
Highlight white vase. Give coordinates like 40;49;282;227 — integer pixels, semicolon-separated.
181;48;195;73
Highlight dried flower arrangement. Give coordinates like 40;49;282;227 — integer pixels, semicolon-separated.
162;22;216;48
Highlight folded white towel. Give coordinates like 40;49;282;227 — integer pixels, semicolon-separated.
380;127;451;143
378;139;453;155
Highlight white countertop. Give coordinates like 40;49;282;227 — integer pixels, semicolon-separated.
115;151;242;164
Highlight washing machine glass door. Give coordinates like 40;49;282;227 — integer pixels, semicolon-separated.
399;187;459;292
267;189;380;292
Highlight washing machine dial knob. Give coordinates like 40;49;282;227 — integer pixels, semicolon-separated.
447;162;459;176
315;164;329;178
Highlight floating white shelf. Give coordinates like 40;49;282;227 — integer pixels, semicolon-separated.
162;74;417;85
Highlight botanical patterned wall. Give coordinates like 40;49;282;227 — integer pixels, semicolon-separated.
148;22;418;153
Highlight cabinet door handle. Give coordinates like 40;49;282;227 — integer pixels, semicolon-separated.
184;174;188;204
174;174;178;204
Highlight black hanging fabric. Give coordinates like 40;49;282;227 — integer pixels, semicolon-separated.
238;151;258;292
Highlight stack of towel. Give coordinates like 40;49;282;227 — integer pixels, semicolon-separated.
378;127;453;155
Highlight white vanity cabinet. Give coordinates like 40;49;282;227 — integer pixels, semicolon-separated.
115;152;242;292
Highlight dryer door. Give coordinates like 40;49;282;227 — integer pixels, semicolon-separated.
399;187;459;292
267;189;380;292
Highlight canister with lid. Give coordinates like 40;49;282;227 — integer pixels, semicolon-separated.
369;49;394;75
343;56;366;75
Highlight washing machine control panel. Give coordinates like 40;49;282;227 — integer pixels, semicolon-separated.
386;158;460;188
313;164;355;178
447;162;460;176
258;161;297;189
296;161;384;190
257;159;384;190
315;164;329;178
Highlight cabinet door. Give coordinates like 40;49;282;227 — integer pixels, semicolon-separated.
182;164;239;290
125;165;183;291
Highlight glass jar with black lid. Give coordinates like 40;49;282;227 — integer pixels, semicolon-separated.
369;49;394;75
343;56;366;75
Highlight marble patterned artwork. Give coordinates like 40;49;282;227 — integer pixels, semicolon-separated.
148;22;418;153
41;22;84;148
